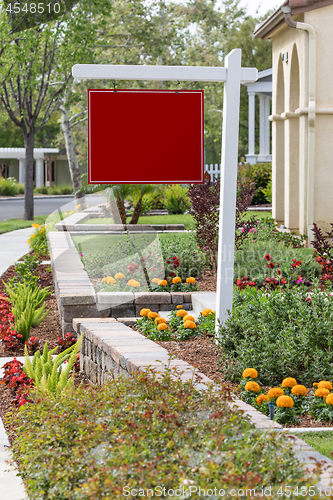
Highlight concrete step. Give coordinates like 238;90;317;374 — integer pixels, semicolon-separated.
191;292;216;316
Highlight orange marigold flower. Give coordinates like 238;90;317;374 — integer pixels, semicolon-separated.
158;280;168;286
115;273;124;279
140;308;151;317
127;279;135;285
106;276;116;284
313;382;319;387
152;278;160;284
315;388;330;398
176;309;187;318
291;385;307;396
148;312;159;320
242;368;258;379
245;381;260;393
176;305;184;309
326;394;333;405
186;277;196;284
130;281;140;287
256;394;269;404
157;323;168;331
172;276;182;284
276;396;294;408
155;317;166;325
102;277;108;282
184;320;196;329
318;381;333;391
267;387;284;399
183;314;195;323
201;308;213;317
281;377;297;388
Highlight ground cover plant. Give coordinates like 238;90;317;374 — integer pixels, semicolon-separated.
6;367;315;499
80;213;195;229
218;284;333;386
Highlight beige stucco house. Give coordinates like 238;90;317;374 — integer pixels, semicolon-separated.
255;0;333;238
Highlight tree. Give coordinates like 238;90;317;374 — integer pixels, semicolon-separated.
0;0;111;219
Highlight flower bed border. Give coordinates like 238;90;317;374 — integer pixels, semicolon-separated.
48;231;195;335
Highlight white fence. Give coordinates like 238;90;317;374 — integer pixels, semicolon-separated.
205;163;221;181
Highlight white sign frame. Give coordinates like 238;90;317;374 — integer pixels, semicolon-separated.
72;49;258;333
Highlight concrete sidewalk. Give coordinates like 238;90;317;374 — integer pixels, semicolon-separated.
0;228;32;277
0;230;30;499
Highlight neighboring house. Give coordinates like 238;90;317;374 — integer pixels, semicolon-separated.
0;148;87;187
254;0;333;237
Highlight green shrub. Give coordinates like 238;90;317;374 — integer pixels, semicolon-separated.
162;184;190;214
28;223;48;257
7;254;41;290
6;367;312;498
5;283;51;341
161;232;207;278
0;177;24;196
34;186;48;194
247;217;307;248
218;285;333;385
238;162;271;205
48;183;73;195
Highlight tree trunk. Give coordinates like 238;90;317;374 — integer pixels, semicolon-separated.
116;195;127;225
23;130;35;220
129;197;143;225
61;105;84;201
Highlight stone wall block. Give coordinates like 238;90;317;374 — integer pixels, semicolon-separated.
134;292;171;305
63;304;111;322
171;293;183;304
111;305;135;318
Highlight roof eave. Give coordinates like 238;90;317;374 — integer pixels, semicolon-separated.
253;8;286;39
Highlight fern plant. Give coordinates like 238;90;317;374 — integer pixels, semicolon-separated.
23;336;82;395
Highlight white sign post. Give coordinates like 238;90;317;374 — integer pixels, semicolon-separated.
72;49;258;334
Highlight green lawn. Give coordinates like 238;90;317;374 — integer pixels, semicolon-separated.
0;215;48;235
82;211;272;230
298;432;333;459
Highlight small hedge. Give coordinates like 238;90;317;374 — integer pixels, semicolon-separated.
6;367;312;498
218;286;333;385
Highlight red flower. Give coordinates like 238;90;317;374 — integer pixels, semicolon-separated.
277;270;281;276
267;262;275;269
264;254;272;261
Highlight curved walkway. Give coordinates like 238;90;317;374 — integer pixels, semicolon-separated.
0;228;30;499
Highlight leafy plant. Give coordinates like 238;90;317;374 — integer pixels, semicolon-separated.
238;162;271;205
162;184;190;214
23;336;82;395
6;365;312;499
27;224;48;257
218;285;333;385
7;254;41;291
5;283;51;341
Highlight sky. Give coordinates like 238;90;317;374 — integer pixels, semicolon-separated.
238;0;280;18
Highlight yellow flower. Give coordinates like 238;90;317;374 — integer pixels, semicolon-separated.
256;394;269;404
291;385;307;396
313;382;319;388
27;239;31;244
176;305;184;309
157;323;168;331
30;234;35;238
140;308;151;317
102;277;108;282
184;320;196;329
276;396;294;408
172;276;182;284
318;381;333;391
130;280;140;287
75;204;81;209
242;368;258;379
183;314;195;323
106;277;116;284
176;309;187;318
326;394;333;405
148;312;159;320
267;387;284;399
281;377;297;388
158;280;168;286
186;277;196;284
115;273;124;279
128;279;135;285
315;388;330;398
155;317;166;325
31;223;40;228
245;381;260;393
152;278;160;284
201;308;213;317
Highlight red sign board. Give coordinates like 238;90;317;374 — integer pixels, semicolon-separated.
88;89;204;184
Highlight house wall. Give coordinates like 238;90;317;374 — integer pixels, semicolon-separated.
8;160;19;181
271;5;333;236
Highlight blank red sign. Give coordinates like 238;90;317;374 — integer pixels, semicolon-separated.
88;89;204;184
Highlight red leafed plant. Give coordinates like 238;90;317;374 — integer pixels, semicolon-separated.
311;223;333;285
1;358;34;406
0;294;24;352
55;332;77;352
25;336;41;355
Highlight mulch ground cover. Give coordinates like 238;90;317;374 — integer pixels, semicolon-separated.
0;260;331;429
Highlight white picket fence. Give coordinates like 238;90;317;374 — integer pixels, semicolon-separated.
205;163;221;181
